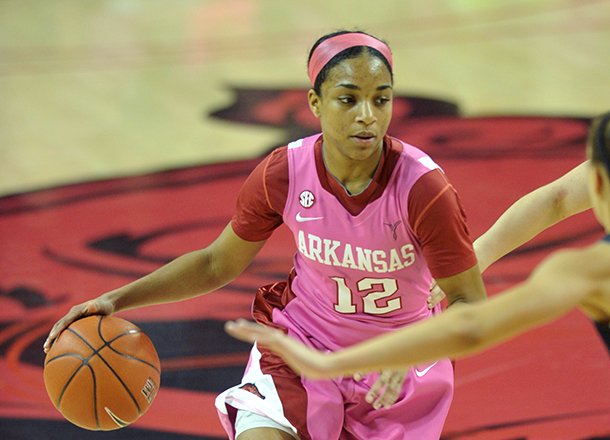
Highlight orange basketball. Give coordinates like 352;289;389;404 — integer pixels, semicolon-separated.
43;315;161;431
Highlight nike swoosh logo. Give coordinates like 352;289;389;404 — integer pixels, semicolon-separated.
296;212;324;222
414;361;438;378
105;406;130;428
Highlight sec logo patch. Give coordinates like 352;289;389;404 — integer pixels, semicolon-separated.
299;190;315;208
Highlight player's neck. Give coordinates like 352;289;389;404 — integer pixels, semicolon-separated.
321;143;383;195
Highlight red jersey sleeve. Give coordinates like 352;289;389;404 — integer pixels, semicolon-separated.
408;169;477;278
230;148;288;241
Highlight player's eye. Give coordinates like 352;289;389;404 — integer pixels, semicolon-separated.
339;96;355;104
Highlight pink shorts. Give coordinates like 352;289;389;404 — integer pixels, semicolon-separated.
216;343;453;440
216;282;454;439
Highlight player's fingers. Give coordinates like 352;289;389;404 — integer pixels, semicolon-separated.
353;372;365;381
374;388;401;409
225;319;282;346
365;370;393;408
376;378;403;408
365;385;383;407
43;303;94;353
225;319;257;342
427;281;446;309
44;320;69;353
372;370;405;408
43;332;56;353
365;371;390;406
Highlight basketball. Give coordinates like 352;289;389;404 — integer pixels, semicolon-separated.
43;315;161;431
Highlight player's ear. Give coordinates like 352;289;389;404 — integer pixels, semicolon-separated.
595;165;606;193
307;89;321;118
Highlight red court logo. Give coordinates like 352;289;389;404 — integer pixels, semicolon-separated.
0;86;603;439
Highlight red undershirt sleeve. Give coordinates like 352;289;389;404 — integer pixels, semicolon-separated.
408;169;477;278
230;148;288;241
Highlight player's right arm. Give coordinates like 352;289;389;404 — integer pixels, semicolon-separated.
44;224;265;352
45;149;287;353
475;161;591;272
110;224;265;310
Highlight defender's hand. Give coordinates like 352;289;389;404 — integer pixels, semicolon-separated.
225;319;333;379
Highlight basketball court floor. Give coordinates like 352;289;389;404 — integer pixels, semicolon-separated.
1;1;610;439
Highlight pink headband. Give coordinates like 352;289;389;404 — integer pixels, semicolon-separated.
307;33;393;86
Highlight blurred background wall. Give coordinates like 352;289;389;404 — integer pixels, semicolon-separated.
1;0;609;196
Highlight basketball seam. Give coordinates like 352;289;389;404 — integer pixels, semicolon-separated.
106;333;161;374
97;317;143;415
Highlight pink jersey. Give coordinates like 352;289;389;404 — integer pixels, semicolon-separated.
279;133;441;350
217;133;455;440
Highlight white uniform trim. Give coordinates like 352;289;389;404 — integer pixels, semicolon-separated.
235;409;298;438
287;138;304;149
418;156;442;172
215;343;299;438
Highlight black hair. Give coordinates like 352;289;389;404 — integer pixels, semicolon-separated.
307;30;393;95
589;111;610;174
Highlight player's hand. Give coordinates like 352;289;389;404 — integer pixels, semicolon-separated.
43;298;114;353
225;319;333;379
427;280;446;309
365;368;407;409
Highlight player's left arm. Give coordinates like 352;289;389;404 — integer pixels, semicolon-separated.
435;264;486;306
411;169;487;306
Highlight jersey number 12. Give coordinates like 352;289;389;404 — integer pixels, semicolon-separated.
331;277;402;315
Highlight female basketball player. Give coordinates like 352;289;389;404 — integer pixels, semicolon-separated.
44;30;487;439
225;112;610;383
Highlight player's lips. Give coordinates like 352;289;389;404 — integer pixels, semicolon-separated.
352;131;377;144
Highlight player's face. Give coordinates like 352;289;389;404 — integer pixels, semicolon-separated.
308;53;393;163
